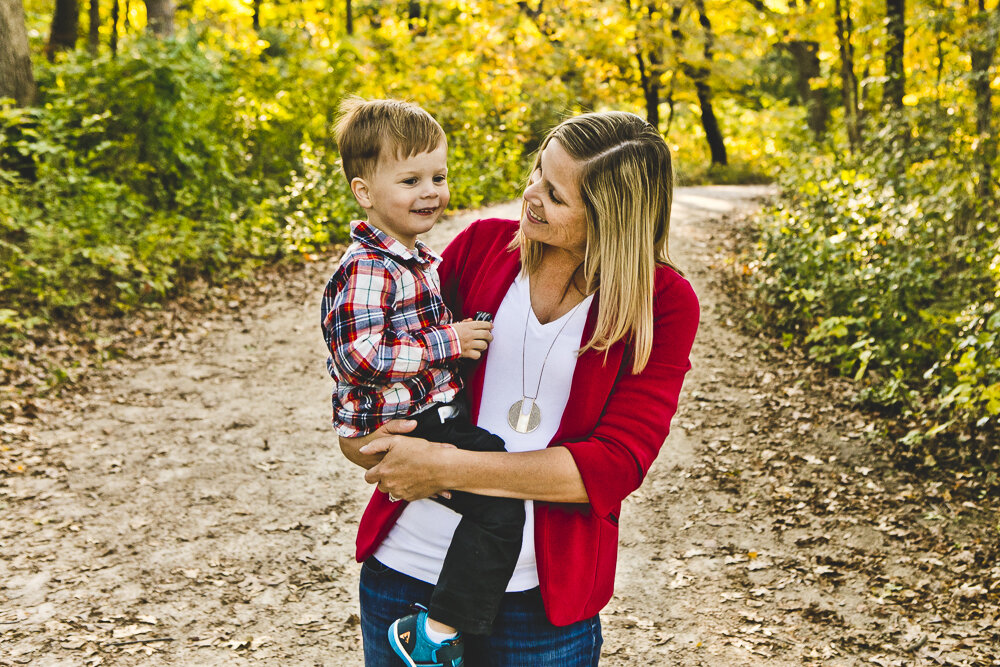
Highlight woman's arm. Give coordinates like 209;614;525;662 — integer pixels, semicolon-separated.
360;437;589;504
360;269;699;511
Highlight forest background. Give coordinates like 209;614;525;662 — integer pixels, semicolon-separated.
1;0;998;492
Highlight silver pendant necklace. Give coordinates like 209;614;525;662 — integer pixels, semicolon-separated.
507;291;588;434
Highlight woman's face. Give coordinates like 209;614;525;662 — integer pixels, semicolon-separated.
521;139;588;258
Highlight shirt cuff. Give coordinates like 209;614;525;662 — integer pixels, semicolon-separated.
416;324;463;363
562;440;637;520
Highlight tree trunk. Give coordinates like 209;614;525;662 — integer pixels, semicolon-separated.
346;0;352;34
787;40;828;139
834;0;862;151
0;0;37;106
694;79;727;165
46;0;79;60
968;0;999;207
144;0;173;37
109;0;118;54
407;0;422;33
406;0;427;37
636;50;661;130
88;0;98;55
883;0;905;111
691;0;728;165
664;76;677;133
629;1;665;130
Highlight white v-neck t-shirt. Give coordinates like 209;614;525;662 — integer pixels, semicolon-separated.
373;273;594;591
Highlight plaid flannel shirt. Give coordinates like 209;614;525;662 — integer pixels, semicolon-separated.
320;220;463;437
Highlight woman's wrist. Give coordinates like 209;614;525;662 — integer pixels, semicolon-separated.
436;445;470;493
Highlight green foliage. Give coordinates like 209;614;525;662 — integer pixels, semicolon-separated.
745;116;999;461
2;36;293;338
1;23;567;352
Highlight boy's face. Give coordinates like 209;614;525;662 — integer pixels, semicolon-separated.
352;143;449;249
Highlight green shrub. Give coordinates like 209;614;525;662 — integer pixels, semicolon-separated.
0;25;566;360
0;33;328;343
745;127;999;462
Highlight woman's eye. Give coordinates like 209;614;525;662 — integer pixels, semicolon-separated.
548;188;563;205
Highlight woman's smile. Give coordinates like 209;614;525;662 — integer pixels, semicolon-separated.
525;205;548;224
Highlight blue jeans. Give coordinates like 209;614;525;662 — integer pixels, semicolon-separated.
359;557;603;666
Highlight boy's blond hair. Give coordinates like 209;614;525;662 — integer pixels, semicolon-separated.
333;97;446;182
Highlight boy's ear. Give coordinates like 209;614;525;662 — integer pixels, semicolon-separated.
350;177;373;209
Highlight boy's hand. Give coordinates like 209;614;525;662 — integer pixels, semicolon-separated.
452;319;493;359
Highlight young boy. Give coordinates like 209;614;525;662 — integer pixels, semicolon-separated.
320;98;525;667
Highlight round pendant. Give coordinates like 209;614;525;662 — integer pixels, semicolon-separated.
507;399;541;433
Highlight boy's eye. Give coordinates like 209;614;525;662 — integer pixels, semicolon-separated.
401;177;418;185
433;175;447;184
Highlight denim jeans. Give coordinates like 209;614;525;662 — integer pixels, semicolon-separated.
359;557;603;666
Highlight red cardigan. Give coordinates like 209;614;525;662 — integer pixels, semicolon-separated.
354;218;700;626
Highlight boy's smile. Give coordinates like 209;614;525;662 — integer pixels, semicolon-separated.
353;143;450;249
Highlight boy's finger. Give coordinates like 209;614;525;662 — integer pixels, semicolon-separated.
382;419;417;434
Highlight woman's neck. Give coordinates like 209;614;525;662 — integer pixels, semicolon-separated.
528;247;589;324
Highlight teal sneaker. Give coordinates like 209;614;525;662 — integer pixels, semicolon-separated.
387;605;464;667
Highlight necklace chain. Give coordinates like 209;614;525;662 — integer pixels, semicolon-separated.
508;279;589;434
520;297;588;402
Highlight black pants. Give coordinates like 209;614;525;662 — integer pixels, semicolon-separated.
408;400;526;636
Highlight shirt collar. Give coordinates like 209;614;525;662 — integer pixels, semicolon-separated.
350;220;441;267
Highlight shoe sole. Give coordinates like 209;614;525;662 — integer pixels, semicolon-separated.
387;618;420;667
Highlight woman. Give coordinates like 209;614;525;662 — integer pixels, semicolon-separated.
342;111;699;665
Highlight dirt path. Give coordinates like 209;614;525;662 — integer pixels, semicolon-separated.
2;186;997;666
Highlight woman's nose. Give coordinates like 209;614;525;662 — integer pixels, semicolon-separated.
523;180;541;204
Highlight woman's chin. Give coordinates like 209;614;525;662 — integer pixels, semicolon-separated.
519;223;546;245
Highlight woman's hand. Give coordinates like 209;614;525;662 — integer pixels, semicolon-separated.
361;434;457;502
338;419;418;470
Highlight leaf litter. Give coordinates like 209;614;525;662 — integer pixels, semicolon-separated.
2;190;996;665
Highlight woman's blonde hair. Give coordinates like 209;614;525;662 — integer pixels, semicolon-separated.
514;111;676;374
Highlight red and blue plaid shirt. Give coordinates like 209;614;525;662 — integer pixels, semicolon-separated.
321;220;463;437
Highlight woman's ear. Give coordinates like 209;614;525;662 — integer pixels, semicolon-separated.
351;177;373;209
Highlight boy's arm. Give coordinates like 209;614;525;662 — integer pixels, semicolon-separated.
322;257;463;387
338;418;418;469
